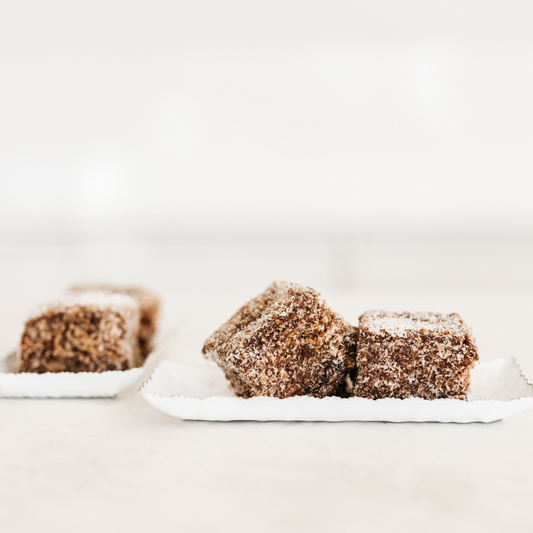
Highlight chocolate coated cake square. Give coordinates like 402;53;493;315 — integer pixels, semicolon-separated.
19;292;140;373
69;284;159;361
202;281;357;399
353;311;479;400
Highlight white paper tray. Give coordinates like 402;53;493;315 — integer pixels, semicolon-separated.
0;329;174;399
0;352;146;398
138;358;533;423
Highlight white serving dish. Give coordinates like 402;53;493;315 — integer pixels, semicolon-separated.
0;329;174;399
138;358;533;423
0;352;146;398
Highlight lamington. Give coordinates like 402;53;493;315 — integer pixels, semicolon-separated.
69;284;159;361
19;291;141;373
353;310;479;400
202;281;358;399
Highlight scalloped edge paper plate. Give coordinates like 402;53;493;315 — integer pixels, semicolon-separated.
0;329;175;398
0;352;145;398
138;358;533;423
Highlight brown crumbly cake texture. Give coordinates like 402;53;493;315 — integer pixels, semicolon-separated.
202;281;358;399
353;311;479;401
19;292;140;373
69;284;160;361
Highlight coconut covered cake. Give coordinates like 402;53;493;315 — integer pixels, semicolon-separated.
202;281;358;399
353;310;479;400
19;291;141;373
69;284;160;361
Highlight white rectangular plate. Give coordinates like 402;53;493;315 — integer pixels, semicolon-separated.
138;358;533;423
0;352;146;398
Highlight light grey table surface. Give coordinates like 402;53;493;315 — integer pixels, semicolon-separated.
1;243;532;533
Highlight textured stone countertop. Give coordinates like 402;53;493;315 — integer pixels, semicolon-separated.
1;243;532;533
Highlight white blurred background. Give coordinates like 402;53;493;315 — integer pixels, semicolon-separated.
1;0;532;367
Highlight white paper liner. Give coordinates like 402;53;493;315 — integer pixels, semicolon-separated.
0;351;145;398
138;358;533;423
0;328;175;398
